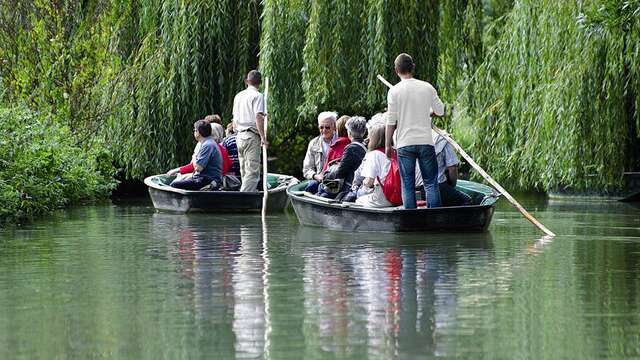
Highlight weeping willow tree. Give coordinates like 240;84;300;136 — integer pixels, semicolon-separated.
259;0;308;136
261;0;439;174
437;0;514;131
102;0;261;178
452;0;640;192
0;0;114;132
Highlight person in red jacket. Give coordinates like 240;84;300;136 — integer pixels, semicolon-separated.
322;115;351;171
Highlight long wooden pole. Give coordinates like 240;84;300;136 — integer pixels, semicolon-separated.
377;74;555;237
261;77;269;220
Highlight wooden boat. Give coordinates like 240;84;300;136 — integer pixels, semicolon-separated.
287;180;500;232
145;173;298;213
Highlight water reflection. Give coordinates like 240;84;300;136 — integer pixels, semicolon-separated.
296;227;493;359
151;213;242;358
2;201;639;359
151;213;502;359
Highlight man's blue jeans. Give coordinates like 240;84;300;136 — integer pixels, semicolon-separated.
397;145;441;209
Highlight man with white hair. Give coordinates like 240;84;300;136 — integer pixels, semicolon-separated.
302;111;338;193
317;116;368;200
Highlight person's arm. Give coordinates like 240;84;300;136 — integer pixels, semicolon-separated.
193;142;213;173
254;93;267;145
180;163;195;174
256;113;267;146
430;87;445;117
446;166;458;187
167;160;196;175
385;124;396;159
442;143;459;186
302;140;321;181
385;89;398;159
363;177;375;188
167;167;180;176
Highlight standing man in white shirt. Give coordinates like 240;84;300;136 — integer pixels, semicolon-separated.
233;70;266;192
385;53;444;209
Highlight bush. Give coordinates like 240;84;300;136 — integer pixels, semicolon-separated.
0;105;116;224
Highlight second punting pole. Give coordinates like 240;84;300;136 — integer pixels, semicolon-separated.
376;74;555;237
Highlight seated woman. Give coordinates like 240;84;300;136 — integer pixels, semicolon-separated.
302;111;337;193
211;122;232;176
168;119;223;190
317;116;367;200
322;115;351;171
354;123;394;208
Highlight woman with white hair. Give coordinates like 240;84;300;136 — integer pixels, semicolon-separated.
210;122;231;176
302;111;338;193
317;116;368;200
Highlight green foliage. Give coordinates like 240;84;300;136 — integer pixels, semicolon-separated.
1;0;638;194
262;0;440;176
453;0;640;192
438;0;513;130
104;0;262;179
0;0;114;133
0;105;116;224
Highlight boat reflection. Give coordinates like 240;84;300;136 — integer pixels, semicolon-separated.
295;227;493;359
151;213;499;359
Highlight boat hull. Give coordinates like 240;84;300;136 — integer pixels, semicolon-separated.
287;180;498;232
145;174;296;213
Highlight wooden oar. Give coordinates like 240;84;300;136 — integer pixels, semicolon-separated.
261;77;270;219
377;74;555;237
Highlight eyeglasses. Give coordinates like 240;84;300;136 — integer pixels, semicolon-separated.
318;126;332;130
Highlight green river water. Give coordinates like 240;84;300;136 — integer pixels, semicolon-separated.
0;197;638;359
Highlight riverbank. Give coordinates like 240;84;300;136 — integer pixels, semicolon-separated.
0;106;115;225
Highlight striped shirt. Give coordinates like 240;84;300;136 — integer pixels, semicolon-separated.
222;134;241;176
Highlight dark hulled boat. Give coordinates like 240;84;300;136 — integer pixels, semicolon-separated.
145;173;298;213
287;180;500;232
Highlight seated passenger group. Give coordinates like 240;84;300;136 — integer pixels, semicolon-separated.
301;111;472;209
166;70;264;192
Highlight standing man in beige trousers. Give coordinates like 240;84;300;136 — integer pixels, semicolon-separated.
233;70;266;192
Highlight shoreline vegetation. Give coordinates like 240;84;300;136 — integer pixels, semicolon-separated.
0;106;115;224
1;0;638;224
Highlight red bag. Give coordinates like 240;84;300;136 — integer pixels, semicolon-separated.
218;144;232;175
375;150;403;206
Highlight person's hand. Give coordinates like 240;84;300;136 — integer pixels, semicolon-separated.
313;173;324;182
166;168;179;176
261;138;269;148
385;145;395;159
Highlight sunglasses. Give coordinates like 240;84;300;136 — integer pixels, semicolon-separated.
318;126;332;130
